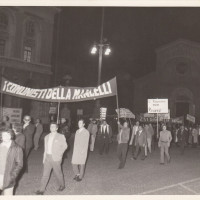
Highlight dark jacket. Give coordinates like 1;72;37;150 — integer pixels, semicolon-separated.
177;129;187;144
23;123;35;149
135;130;147;146
15;133;26;150
98;125;112;141
59;123;71;140
3;141;23;189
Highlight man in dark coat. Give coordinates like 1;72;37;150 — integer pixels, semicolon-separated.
22;115;35;172
98;120;112;155
177;125;187;155
132;126;147;160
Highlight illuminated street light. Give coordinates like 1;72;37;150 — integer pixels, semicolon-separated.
104;46;111;55
91;45;97;54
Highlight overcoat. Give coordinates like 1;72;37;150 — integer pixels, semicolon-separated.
71;128;90;165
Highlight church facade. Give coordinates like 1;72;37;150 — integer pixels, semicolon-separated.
133;39;200;123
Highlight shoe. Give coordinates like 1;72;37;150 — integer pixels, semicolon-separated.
131;157;136;160
57;186;65;191
73;175;79;180
118;165;124;169
76;177;82;182
160;163;164;165
35;190;44;195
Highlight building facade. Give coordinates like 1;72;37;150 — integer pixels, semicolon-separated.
0;7;58;123
134;39;200;122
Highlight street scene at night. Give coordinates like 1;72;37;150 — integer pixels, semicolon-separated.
0;3;200;196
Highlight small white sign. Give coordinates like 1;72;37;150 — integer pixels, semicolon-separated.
0;107;22;123
100;107;107;120
148;99;168;113
77;109;83;115
186;114;195;123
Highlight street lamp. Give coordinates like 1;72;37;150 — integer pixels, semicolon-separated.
90;8;111;118
90;41;111;86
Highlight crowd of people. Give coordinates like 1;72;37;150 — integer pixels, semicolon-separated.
0;114;200;195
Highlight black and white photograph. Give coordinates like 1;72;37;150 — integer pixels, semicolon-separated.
0;0;200;196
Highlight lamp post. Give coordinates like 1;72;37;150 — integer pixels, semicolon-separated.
90;8;111;118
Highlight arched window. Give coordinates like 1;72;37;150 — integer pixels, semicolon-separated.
0;12;8;29
25;20;35;37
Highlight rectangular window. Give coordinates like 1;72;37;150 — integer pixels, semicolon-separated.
24;46;32;62
0;39;5;56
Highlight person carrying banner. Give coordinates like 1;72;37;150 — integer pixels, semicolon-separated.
0;129;23;195
117;121;130;169
158;125;172;164
71;119;90;182
87;119;98;152
36;122;67;195
98;120;112;155
33;119;43;151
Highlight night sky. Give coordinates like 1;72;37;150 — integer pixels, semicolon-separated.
53;7;200;114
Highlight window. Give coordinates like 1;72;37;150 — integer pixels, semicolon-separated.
0;12;8;29
24;46;32;62
0;39;5;56
25;21;35;37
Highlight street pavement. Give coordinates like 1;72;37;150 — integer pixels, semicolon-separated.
15;134;200;195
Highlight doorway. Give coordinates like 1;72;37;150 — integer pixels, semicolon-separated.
176;102;189;117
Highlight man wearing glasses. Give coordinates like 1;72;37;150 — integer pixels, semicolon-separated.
23;115;35;172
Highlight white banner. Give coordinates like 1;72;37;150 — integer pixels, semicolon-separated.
148;99;168;113
186;114;195;123
116;108;135;119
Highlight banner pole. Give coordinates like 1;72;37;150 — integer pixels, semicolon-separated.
57;101;61;124
0;67;4;121
157;113;159;139
115;78;119;123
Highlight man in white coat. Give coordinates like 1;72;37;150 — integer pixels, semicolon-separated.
129;121;140;155
36;122;67;195
72;119;90;182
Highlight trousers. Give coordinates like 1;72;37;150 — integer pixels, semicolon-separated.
147;138;152;153
117;143;128;168
160;142;170;163
90;135;96;151
134;144;145;160
99;138;110;154
39;154;64;191
34;133;43;150
72;164;85;179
